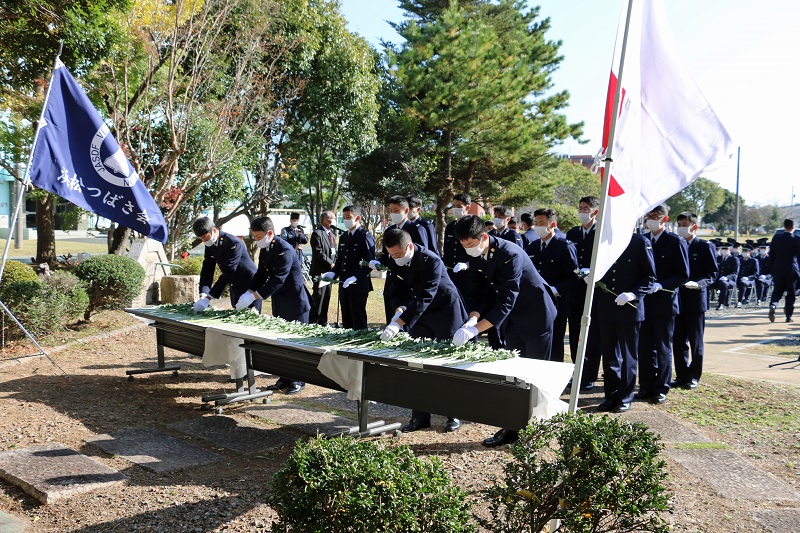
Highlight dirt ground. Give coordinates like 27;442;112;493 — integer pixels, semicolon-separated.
0;312;798;532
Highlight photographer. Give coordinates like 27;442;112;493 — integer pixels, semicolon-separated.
281;212;308;264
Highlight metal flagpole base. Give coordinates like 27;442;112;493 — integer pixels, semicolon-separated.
0;299;66;375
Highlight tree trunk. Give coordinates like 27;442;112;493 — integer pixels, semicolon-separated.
35;193;56;265
109;226;132;255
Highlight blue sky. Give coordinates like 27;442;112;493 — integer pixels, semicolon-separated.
339;0;800;207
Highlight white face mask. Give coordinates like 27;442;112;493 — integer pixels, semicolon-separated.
759;249;767;255
390;212;406;226
464;236;486;257
645;219;662;232
451;207;464;219
408;210;419;221
203;230;218;248
534;225;550;238
742;252;751;259
577;212;593;225
393;245;414;266
721;250;730;257
676;226;692;239
343;218;357;230
492;217;506;230
255;233;272;249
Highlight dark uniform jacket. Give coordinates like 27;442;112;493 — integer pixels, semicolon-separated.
411;217;439;255
525;235;580;306
566;223;596;269
465;236;557;330
644;231;689;317
678;237;718;313
443;219;471;295
200;230;257;299
381;220;429;258
756;252;771;278
386;245;467;340
280;225;308;248
768;232;800;279
489;227;523;248
738;256;760;281
333;226;375;292
309;225;336;277
593;233;656;322
250;237;312;321
521;228;539;248
716;254;740;282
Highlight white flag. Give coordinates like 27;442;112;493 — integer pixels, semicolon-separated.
594;0;735;280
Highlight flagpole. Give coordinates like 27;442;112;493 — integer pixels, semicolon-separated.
568;0;635;413
0;42;63;282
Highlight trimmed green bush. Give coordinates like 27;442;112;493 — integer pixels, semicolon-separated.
45;271;89;322
483;412;671;533
73;254;145;321
0;278;87;339
1;260;39;285
170;256;204;275
269;437;475;532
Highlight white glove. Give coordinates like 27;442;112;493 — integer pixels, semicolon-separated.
580;268;591;284
391;307;406;323
614;292;636;306
551;286;560;297
684;281;700;290
193;297;210;313
200;286;211;296
452;326;479;346
462;316;478;329
453;262;469;273
649;282;663;294
369;260;382;270
759;275;766;281
380;322;401;341
741;277;748;282
235;291;256;311
320;271;336;281
720;276;728;282
342;276;357;288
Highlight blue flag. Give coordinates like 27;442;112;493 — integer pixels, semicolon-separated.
29;60;168;244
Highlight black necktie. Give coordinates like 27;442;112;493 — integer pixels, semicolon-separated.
541;240;546;251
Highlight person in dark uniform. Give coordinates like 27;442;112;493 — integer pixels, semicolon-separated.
594;231;656;413
768;219;800;323
192;216;259;313
309;211;337;325
711;243;739;310
519;212;539;248
442;193;472;298
235;216;312;394
379;228;466;433
636;205;689;405
565;196;602;390
407;195;440;256
378;195;431;322
280;212;309;265
320;205;376;330
755;243;772;304
488;205;524;247
672;212;718;389
453;215;557;447
525;207;579;362
507;216;519;232
736;246;759;307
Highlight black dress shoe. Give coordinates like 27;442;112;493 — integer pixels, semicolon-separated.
597;399;615;412
612;402;631;413
401;418;431;432
650;393;667;404
266;380;289;391
482;428;519;447
787;317;794;323
769;306;776;322
579;382;595;391
633;390;653;400
669;379;687;389
444;418;461;432
285;383;305;395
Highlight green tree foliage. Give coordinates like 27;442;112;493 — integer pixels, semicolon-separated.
387;0;583;244
664;177;725;219
704;188;744;235
73;254;145;321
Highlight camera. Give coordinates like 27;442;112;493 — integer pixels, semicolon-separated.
296;224;305;229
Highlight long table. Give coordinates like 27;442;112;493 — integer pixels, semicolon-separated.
125;307;572;437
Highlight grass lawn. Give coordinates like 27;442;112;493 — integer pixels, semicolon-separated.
745;334;800;358
3;238;109;260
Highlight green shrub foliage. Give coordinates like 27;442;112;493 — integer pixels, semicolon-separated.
0;260;39;285
0;276;88;339
269;437;475;532
73;255;145;320
170;256;204;275
483;412;671;533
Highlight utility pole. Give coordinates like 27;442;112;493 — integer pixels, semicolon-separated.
734;147;740;243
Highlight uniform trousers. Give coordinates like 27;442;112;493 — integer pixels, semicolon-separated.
600;319;640;404
637;316;675;395
672;311;705;383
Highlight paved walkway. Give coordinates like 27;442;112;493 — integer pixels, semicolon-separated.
703;309;800;386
